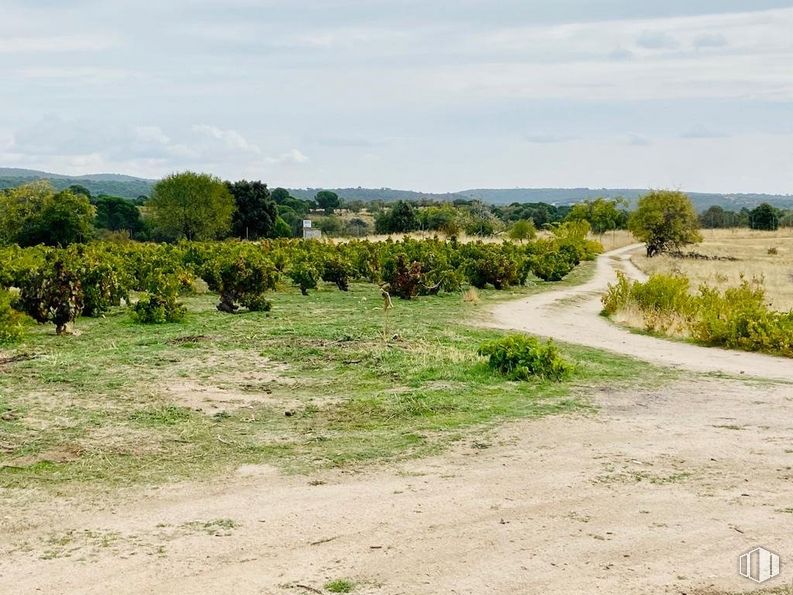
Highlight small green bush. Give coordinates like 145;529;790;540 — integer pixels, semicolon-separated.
16;255;84;335
478;334;572;381
287;260;320;296
324;579;355;593
0;289;26;344
131;272;186;324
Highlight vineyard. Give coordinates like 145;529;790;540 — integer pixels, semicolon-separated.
0;222;599;339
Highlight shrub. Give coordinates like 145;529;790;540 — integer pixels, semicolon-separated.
322;256;353;291
383;254;422;299
508;219;537;241
132;272;186;324
529;242;578;282
601;271;632;315
16;255;84;334
201;246;278;312
0;289;26;344
288;260;320;295
466;253;521;289
478;334;572;381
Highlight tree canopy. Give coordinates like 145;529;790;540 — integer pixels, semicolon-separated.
94;195;144;236
0;181;95;247
314;190;341;215
749;203;780;231
629;190;702;257
148;171;234;241
226;180;277;240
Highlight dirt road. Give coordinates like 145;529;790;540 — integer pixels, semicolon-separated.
492;244;793;383
2;247;793;594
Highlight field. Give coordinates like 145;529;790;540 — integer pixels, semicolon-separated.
2;233;793;594
631;228;793;311
1;262;650;490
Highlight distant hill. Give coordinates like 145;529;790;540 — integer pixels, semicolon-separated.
0;168;155;199
2;168;792;209
290;187;793;210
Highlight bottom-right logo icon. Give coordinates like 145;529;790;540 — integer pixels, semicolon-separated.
739;546;781;583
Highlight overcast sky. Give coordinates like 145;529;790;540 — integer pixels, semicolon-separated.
2;0;793;193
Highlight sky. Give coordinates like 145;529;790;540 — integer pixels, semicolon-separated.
2;0;793;194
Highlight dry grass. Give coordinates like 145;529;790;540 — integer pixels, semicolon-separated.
596;229;637;251
632;228;793;311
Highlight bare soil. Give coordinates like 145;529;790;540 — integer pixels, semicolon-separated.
2;246;792;594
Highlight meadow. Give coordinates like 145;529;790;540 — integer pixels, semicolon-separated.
0;261;667;492
631;228;793;311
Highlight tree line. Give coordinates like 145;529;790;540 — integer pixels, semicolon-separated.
1;171;790;249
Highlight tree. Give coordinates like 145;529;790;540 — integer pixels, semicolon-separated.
749;203;780;231
226;180;277;240
0;182;95;247
699;205;727;229
94;195;144;235
148;172;234;241
375;201;419;233
271;187;291;204
565;197;626;235
629;190;702;256
68;184;92;199
315;190;341;215
508;219;537;241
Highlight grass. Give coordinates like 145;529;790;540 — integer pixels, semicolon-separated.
324;579;356;593
632;228;793;311
0;261;669;491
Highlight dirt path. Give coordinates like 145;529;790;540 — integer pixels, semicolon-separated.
3;251;793;594
491;244;793;383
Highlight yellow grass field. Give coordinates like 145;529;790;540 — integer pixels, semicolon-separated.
632;228;793;311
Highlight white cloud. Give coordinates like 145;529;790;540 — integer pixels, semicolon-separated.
267;148;310;164
0;34;119;53
192;124;262;154
636;30;678;49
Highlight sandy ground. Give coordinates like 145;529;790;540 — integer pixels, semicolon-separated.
2;246;793;594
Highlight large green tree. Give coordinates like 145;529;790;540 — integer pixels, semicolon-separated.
314;190;341;215
375;200;419;233
629;190;702;256
226;180;277;240
94;195;144;235
148;172;234;241
565;197;627;234
0;181;95;246
749;203;780;231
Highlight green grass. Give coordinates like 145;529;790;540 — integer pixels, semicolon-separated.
0;262;671;490
324;579;356;593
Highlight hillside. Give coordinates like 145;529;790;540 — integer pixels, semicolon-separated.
2;168;792;209
0;168;155;199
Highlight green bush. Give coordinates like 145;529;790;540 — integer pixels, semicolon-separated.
478;334;572;381
321;256;353;291
131;271;186;324
0;289;26;344
693;280;793;356
288;260;320;295
16;255;84;335
604;272;793;357
201;245;278;312
382;253;423;299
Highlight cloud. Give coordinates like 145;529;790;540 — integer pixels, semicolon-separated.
524;133;577;144
636;30;679;49
0;34;118;53
692;32;728;48
608;47;634;61
626;134;652;146
267;149;309;164
680;125;727;138
192;124;262;154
